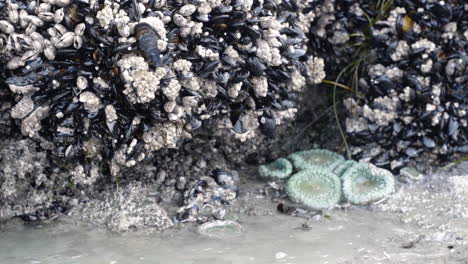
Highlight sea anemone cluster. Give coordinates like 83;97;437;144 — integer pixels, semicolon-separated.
310;0;467;169
0;0;328;177
259;149;396;209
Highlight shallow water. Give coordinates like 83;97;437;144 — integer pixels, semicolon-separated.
0;208;445;264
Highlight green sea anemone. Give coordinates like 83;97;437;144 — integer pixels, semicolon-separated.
258;158;293;180
197;220;243;239
288;149;345;171
285;167;342;209
342;162;395;205
332;160;358;178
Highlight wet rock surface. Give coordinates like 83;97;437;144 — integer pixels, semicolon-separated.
68;182;173;232
1;162;468;263
0;0;466;243
324;0;467;170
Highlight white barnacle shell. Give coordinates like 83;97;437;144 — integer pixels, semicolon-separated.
105;105;118;131
54;8;65;24
19;10;29;28
251;76;268;97
73;35;83;49
21;49;39;62
50;36;59;46
47;27;58;37
25;23;37;36
55;0;71;7
154;0;166;8
115;19;130;38
38;12;54;22
35;3;52;14
7;33;22;52
16;34;33;51
55;32;75;48
7;4;19;24
137;3;146;15
76;76;88;90
30;32;44;43
30;35;45;52
43;40;56;60
7;56;25;70
164;101;176;113
74;23;86;36
179;4;196;17
173;13;187;27
27;15;44;27
0;20;15;34
79;91;102;113
54;24;67;35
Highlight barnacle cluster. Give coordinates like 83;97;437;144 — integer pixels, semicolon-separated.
0;0;328;178
259;149;396;208
311;0;467;170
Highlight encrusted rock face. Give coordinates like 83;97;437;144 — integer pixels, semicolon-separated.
0;139;66;221
310;0;467;170
0;0;327;181
69;182;173;232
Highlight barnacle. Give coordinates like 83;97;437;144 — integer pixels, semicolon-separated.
288;149;345;171
286;167;341;210
258;158;293;180
341;162;395;205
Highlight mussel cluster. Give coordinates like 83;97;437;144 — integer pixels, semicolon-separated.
312;0;467;170
0;0;330;177
0;0;328;177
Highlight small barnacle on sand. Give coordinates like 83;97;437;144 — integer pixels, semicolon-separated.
286;167;342;210
259;158;293;180
341;162;395;205
288;149;345;171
